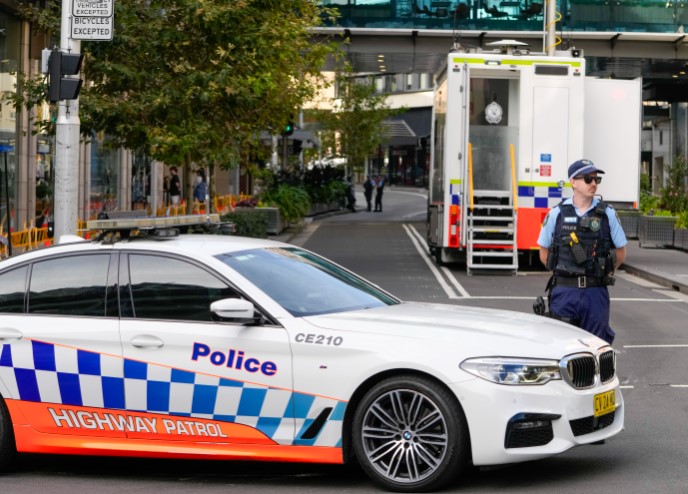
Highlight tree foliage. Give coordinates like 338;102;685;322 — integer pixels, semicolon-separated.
660;154;688;214
309;65;402;174
14;0;338;170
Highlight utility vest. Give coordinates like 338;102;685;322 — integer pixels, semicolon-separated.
550;202;615;281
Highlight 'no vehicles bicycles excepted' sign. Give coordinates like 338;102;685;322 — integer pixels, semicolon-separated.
71;0;114;41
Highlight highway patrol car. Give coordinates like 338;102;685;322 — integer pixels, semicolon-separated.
0;216;623;492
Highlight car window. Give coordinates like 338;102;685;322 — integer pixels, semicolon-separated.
216;247;399;317
0;266;29;313
28;255;111;316
127;254;239;321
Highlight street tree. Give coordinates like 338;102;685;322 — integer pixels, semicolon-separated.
308;65;401;177
13;0;338;210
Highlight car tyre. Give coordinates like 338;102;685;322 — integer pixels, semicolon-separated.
352;375;469;492
0;397;17;473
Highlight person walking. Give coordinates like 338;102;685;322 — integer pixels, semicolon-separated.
537;159;627;344
363;175;374;212
374;175;385;212
169;166;182;206
193;169;208;203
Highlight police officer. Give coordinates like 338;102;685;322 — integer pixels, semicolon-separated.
538;159;627;344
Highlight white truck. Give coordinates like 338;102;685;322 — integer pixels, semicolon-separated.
427;42;641;273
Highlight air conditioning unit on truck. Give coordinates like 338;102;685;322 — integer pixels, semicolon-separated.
427;42;641;273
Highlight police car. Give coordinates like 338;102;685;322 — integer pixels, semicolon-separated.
0;216;623;492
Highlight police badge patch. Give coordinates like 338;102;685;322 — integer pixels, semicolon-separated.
589;217;601;232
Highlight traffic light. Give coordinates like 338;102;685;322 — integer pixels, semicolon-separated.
292;139;303;155
283;121;295;136
48;50;84;103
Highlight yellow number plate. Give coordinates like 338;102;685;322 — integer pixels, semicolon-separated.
593;389;616;417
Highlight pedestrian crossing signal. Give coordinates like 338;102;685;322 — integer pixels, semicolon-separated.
47;50;84;102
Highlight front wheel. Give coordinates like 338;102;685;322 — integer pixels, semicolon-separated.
352;376;470;492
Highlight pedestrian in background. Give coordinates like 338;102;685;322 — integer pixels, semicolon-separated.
537;159;627;344
363;175;374;212
169;166;182;205
345;175;357;212
374;175;385;212
193;169;208;203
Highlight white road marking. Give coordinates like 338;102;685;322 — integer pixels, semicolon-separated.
651;289;688;302
406;224;472;298
402;224;460;299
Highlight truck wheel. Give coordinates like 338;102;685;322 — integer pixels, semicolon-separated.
352;375;470;492
0;397;17;473
434;247;444;266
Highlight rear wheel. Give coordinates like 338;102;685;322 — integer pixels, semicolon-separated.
352;375;470;492
0;397;17;473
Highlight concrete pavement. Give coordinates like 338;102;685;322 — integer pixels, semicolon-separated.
621;240;688;294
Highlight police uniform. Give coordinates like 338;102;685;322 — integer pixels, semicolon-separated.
537;197;627;344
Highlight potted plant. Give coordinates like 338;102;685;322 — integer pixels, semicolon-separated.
261;184;310;232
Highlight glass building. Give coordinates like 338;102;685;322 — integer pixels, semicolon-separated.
317;0;688;190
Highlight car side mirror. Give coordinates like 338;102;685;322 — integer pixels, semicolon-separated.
210;298;257;322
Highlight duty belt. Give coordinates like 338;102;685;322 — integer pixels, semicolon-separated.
554;275;605;288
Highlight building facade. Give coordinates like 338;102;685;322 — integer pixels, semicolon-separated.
3;1;688;237
319;0;688;191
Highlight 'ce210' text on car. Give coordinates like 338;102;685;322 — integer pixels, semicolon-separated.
0;220;623;492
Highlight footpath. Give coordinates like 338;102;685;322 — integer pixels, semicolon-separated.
621;240;688;294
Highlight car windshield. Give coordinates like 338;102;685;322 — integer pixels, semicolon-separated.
216;247;399;316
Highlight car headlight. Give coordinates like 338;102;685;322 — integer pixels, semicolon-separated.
460;357;561;385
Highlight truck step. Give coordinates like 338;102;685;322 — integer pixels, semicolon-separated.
469;251;516;258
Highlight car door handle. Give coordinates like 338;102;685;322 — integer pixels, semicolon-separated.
129;335;165;349
0;327;23;342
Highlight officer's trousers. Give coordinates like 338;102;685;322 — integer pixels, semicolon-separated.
550;285;615;344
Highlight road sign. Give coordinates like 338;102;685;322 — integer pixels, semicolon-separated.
73;0;113;17
71;0;115;40
71;16;114;40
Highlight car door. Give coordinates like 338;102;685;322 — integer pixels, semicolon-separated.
117;251;294;446
0;252;126;439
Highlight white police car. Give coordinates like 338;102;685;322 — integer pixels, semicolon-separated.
0;217;623;492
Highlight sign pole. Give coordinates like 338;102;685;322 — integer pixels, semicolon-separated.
54;0;81;240
3;149;11;256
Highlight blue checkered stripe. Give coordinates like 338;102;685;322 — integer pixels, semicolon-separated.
518;184;571;208
0;340;346;447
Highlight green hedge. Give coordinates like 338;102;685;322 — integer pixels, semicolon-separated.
221;209;268;238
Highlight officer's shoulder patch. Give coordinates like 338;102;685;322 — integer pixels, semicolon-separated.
590;217;601;232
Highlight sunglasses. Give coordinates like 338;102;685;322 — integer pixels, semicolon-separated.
577;175;602;185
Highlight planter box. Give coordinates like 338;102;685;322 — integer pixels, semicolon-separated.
638;215;676;248
307;201;341;217
617;210;641;240
256;207;283;235
674;228;688;251
232;207;283;236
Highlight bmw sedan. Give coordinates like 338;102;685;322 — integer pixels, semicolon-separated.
0;219;623;492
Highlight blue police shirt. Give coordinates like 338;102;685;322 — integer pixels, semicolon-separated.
537;198;628;249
